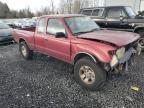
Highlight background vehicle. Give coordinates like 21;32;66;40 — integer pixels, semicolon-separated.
13;15;141;90
81;6;144;37
137;10;144;18
32;17;38;22
2;20;17;29
21;19;36;29
0;21;13;44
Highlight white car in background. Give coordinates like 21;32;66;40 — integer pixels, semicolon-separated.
21;20;36;28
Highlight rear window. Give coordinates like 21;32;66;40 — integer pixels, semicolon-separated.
82;10;92;16
92;8;104;16
37;17;46;33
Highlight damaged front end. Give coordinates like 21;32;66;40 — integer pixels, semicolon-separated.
105;39;144;72
137;38;144;55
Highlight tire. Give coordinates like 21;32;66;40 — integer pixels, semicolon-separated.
19;41;33;60
74;57;106;91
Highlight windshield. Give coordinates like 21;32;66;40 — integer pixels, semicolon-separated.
0;22;10;29
125;7;136;18
65;16;100;35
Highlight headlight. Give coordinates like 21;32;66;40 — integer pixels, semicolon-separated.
110;55;119;67
116;47;125;59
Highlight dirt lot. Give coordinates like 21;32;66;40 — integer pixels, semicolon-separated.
0;44;144;108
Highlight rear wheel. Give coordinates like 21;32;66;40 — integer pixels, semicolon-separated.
74;57;106;91
19;41;33;60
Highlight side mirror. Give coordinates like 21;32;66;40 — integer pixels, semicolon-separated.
55;32;66;38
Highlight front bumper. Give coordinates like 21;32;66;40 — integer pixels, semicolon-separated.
109;40;143;71
110;47;135;68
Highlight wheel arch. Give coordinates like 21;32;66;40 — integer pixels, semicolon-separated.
19;38;26;43
19;38;32;50
73;52;97;65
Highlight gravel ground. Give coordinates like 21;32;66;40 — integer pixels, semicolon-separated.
0;44;144;108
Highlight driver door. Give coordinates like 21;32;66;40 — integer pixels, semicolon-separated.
44;18;71;62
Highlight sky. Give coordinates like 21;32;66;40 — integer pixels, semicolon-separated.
0;0;59;13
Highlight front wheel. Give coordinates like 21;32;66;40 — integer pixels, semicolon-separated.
74;57;106;91
19;41;33;60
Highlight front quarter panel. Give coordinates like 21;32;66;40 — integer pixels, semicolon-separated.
71;41;117;63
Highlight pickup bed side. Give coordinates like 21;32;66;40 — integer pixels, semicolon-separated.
13;29;35;50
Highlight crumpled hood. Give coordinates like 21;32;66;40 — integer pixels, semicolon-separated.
0;28;12;37
78;30;140;47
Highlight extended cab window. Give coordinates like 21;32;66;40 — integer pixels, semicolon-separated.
37;18;46;33
92;8;104;16
82;9;92;16
107;8;126;18
47;19;65;35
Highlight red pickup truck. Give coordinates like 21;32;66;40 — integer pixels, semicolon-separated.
13;14;141;90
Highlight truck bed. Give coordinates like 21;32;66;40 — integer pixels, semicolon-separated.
20;27;36;32
13;29;35;50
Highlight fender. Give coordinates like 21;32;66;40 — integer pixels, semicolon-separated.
73;52;97;64
71;43;114;64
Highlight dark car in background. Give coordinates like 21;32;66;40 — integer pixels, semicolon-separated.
0;21;13;44
80;6;144;37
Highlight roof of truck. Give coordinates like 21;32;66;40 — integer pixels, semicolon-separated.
40;14;85;18
81;6;130;9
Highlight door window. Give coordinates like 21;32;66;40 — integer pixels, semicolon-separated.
47;19;66;36
82;9;93;16
92;8;104;16
107;8;126;18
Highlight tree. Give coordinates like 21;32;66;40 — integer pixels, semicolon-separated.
25;7;34;18
0;2;34;18
50;0;55;14
9;10;18;18
59;0;74;14
18;10;25;18
73;0;80;14
0;2;10;18
59;0;65;14
59;0;90;14
35;7;51;16
47;0;55;14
